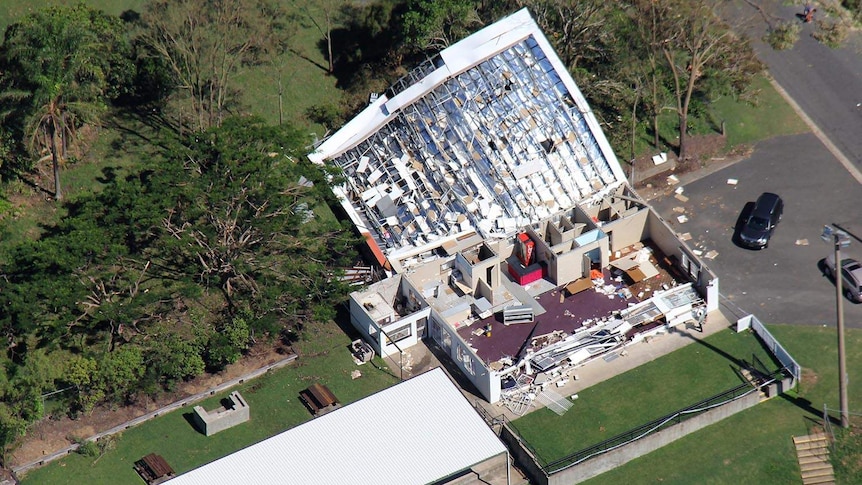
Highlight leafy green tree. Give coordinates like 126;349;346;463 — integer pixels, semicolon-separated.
145;330;206;387
99;346;145;403
0;4;134;200
0;349;59;459
154;117;352;309
647;0;762;160
205;314;251;370
401;0;481;52
65;355;104;415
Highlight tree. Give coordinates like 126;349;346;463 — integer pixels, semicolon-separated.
0;4;133;200
516;0;615;72
292;0;342;74
140;0;292;132
401;0;481;52
647;0;761;160
622;0;674;152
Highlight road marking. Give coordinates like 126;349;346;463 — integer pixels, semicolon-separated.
769;76;862;184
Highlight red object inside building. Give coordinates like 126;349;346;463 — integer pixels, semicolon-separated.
507;255;545;285
515;233;534;267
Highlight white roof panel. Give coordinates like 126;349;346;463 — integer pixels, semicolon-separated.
168;368;506;485
308;8;626;261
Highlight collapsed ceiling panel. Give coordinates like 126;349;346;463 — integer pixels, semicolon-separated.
310;9;626;260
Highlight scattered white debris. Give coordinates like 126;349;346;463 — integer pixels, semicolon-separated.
571;394;579;400
674;194;689;202
704;250;719;259
692;249;703;256
796;239;809;246
652;152;668;165
727;178;738;185
667;174;680;185
674;186;685;195
556;379;569;387
677;214;688;223
351;370;362;380
673;206;686;213
679;232;692;241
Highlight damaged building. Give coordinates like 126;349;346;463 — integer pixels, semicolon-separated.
308;9;719;405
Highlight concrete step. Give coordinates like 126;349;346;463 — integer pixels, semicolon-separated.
794;433;828;445
795;441;829;450
802;474;835;485
795;434;835;485
801;467;835;481
798;455;829;465
795;438;829;449
796;448;829;459
800;461;832;473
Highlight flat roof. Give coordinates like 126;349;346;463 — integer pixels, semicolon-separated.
167;368;507;485
309;9;626;262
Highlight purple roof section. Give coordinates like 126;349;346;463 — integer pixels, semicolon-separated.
457;269;637;364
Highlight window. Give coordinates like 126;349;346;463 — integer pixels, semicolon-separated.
384;324;412;344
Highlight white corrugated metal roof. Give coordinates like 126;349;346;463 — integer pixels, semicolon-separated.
308;9;626;260
168;368;507;485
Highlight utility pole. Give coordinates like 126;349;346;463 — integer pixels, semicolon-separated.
823;225;850;428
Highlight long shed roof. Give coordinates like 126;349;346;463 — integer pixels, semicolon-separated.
167;368;507;485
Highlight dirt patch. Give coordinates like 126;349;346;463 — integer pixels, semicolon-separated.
799;367;819;396
8;342;291;469
632;134;754;196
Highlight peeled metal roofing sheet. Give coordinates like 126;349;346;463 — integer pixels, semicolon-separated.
168;368;506;485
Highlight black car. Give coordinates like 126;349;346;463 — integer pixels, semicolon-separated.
739;192;783;249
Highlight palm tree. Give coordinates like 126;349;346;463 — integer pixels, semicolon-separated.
2;5;117;200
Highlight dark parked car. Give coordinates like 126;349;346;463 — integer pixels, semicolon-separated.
739;192;783;249
825;254;862;303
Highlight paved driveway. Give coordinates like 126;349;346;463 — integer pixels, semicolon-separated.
648;133;862;327
644;1;862;327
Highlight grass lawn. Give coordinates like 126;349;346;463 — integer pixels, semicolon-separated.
577;324;862;485
510;327;780;466
629;74;809;160
0;0;144;32
19;319;400;485
710;75;810;147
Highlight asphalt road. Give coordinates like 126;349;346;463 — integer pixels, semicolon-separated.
650;133;862;327
728;0;862;172
644;1;862;327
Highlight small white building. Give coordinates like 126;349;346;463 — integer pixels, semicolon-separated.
166;368;510;485
310;9;719;404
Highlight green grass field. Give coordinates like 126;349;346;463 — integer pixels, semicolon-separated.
510;327;781;466
630;74;809;160
577;324;862;485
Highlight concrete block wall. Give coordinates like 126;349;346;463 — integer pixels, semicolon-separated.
192;391;250;436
